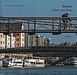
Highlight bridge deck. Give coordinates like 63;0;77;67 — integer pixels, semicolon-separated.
0;46;77;57
0;46;77;52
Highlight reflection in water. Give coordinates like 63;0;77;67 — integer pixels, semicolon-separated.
0;66;77;75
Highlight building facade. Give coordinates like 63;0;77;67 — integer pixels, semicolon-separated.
15;24;25;48
5;33;15;48
15;33;21;48
39;37;45;46
25;34;51;47
5;35;10;48
44;37;51;46
25;33;28;47
11;33;15;48
0;33;5;49
0;33;15;49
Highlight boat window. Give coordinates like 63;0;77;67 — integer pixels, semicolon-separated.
26;61;29;63
25;57;32;59
13;62;22;63
30;62;35;64
34;62;35;64
30;62;34;64
36;62;43;64
33;58;39;59
7;58;12;61
10;58;12;61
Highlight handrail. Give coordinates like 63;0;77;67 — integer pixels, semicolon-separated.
0;17;77;20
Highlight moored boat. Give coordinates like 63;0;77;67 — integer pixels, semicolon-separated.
24;57;45;67
3;57;23;67
71;57;77;65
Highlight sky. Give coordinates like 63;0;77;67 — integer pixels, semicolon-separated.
2;0;76;17
2;0;77;44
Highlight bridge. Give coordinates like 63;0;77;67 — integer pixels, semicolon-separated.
0;46;77;57
0;17;77;35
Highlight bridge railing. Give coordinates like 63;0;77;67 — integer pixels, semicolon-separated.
0;46;77;53
0;17;77;34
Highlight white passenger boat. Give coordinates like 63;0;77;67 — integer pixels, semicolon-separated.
24;57;45;67
3;57;23;67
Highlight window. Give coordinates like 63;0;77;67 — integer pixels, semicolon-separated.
16;38;19;41
13;38;15;41
17;33;19;36
13;62;22;63
1;41;2;44
8;38;10;40
17;43;19;46
22;38;24;41
22;33;24;37
36;62;43;64
3;35;4;38
3;41;4;44
8;43;10;45
0;35;2;38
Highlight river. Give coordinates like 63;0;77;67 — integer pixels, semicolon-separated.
0;66;77;75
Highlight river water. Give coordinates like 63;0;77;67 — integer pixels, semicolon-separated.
0;66;77;75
